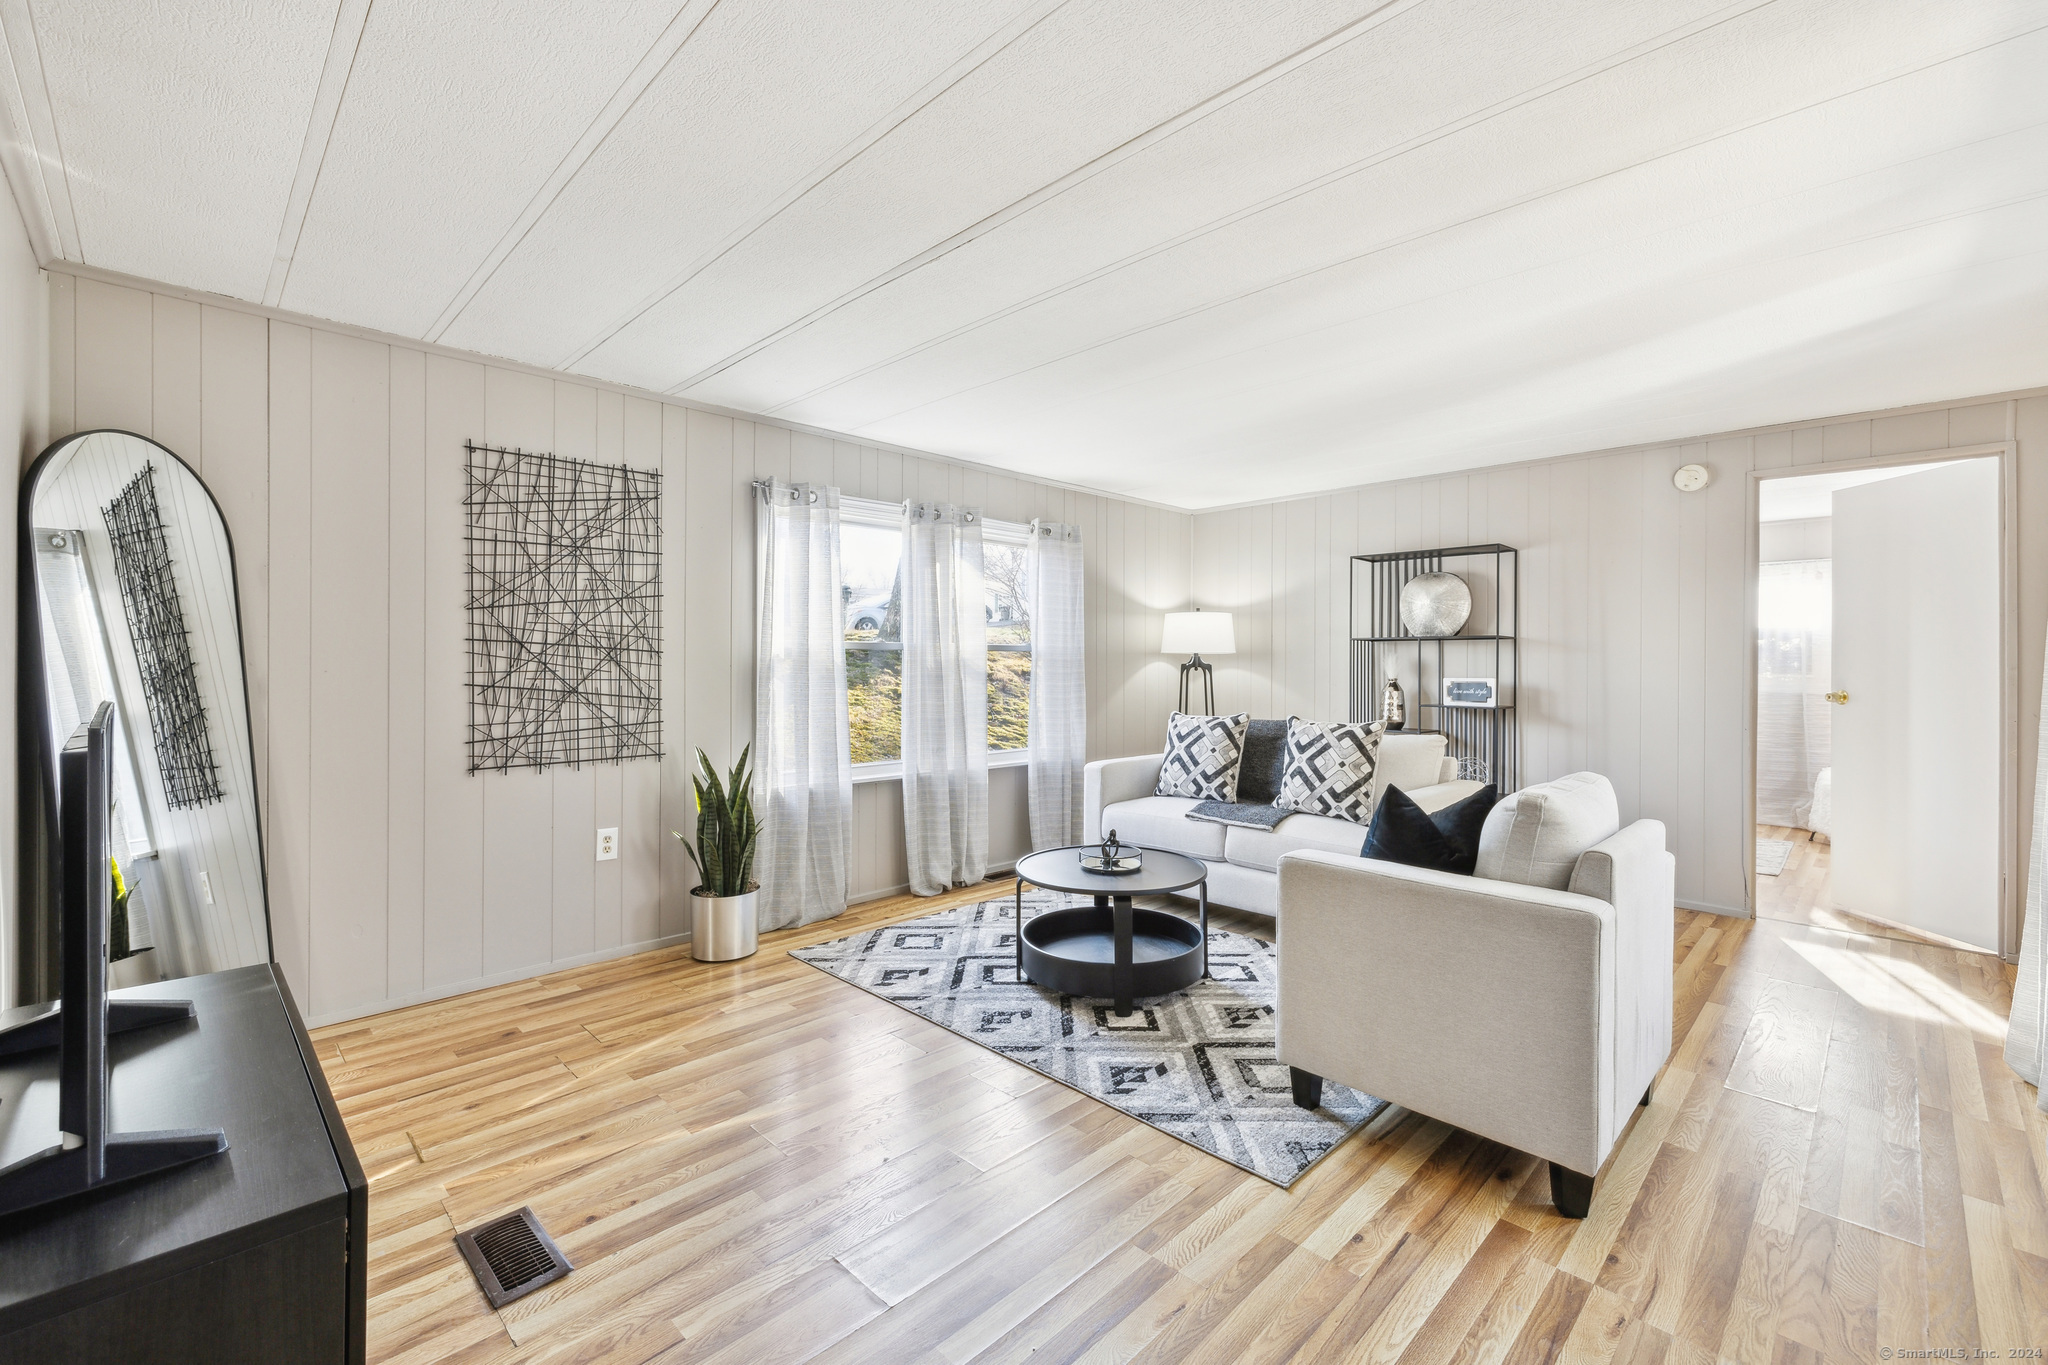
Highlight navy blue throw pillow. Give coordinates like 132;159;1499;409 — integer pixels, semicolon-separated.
1360;783;1500;875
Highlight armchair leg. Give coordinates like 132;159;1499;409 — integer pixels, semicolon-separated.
1641;1082;1652;1107
1289;1067;1323;1111
1549;1163;1595;1219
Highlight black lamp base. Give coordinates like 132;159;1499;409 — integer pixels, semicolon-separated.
1177;654;1216;715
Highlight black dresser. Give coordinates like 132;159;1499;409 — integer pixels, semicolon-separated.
0;965;366;1363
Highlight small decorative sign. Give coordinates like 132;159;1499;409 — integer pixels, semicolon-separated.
1443;677;1497;708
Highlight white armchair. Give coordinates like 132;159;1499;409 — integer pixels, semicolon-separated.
1276;774;1674;1217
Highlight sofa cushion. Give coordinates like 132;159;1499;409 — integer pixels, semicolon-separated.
1408;778;1486;814
1155;711;1250;801
1474;772;1621;890
1224;809;1371;873
1373;732;1451;808
1100;796;1227;860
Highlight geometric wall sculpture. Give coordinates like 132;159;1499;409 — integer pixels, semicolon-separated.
464;441;663;772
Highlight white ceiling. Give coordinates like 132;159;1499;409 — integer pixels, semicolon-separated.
2;0;2043;510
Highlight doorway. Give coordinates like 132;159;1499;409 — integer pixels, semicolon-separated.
1752;455;2006;953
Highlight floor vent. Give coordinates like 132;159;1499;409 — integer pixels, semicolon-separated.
455;1206;574;1309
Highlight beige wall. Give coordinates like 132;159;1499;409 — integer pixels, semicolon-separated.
0;191;46;1010
47;270;1190;1024
1193;396;2048;928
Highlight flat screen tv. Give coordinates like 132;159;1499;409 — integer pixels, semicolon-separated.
0;702;225;1216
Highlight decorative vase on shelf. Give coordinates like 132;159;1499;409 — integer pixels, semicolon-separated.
1399;571;1472;638
1381;659;1406;730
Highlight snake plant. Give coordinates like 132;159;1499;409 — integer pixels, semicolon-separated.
675;745;759;898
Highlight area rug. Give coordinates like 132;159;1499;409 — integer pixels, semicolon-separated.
790;891;1387;1186
1757;837;1794;877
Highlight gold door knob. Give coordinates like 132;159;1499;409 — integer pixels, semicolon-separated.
1825;690;1849;705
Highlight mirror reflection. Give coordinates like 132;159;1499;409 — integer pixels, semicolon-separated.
27;431;268;987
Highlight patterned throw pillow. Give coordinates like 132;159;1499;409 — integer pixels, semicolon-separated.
1275;717;1386;823
1155;711;1251;801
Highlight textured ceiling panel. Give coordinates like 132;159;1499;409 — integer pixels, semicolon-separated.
741;0;2038;437
437;0;1014;368
11;0;2046;508
30;0;334;299
573;0;1375;392
863;119;2048;503
681;0;1735;415
276;0;686;336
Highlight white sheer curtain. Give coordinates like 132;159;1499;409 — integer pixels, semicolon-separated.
754;481;853;930
1027;520;1085;849
900;501;987;895
1756;559;1832;828
2006;629;2048;1111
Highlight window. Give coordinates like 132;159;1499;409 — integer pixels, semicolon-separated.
985;537;1031;753
843;517;904;764
841;499;1031;769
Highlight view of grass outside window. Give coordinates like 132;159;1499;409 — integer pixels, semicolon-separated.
843;517;1030;764
984;541;1031;753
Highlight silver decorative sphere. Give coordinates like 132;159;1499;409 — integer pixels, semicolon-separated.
1399;571;1472;638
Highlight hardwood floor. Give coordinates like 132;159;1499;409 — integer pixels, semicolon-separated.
1755;824;1834;930
313;881;2047;1364
1755;823;1977;948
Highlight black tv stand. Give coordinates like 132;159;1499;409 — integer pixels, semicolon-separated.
0;966;366;1363
0;707;224;1218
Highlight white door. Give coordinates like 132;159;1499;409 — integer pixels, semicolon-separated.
1828;458;1999;950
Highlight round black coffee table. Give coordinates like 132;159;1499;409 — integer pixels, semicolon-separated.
1012;846;1209;1016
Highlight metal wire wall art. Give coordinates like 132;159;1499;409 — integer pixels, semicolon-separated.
465;441;663;773
102;463;223;809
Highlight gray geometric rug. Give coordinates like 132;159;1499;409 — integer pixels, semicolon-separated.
1757;837;1794;877
790;890;1387;1187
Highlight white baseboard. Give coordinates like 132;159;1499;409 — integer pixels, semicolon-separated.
1678;898;1749;918
847;860;1018;907
313;859;1030;1028
303;931;693;1029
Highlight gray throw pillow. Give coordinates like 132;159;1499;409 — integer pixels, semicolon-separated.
1274;716;1385;823
1155;711;1251;801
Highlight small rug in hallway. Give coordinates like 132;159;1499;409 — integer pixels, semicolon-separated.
790;891;1387;1186
1757;838;1794;877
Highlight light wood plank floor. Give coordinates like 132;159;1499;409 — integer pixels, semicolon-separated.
314;882;2047;1364
1755;823;1976;949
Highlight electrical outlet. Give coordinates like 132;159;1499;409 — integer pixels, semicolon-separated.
199;870;214;905
596;828;618;862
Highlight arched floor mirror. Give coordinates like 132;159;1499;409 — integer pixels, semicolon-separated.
16;429;271;999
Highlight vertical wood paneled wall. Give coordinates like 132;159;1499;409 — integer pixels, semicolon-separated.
0;208;47;1011
45;272;1191;1025
1192;397;2048;921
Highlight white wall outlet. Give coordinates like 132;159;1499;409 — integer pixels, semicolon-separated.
596;827;618;862
199;870;214;905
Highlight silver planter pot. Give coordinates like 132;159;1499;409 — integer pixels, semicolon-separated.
691;887;759;962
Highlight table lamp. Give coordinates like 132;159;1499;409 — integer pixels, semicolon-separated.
1161;610;1235;714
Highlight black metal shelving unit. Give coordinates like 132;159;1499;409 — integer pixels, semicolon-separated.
1350;543;1519;792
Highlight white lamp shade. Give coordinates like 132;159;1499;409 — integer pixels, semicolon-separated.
1161;611;1235;655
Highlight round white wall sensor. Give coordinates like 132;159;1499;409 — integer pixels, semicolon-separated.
1672;463;1711;492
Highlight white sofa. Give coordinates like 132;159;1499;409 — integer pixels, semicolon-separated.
1082;731;1482;917
1276;772;1674;1217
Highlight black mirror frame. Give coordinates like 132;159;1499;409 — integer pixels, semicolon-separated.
15;429;274;1003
